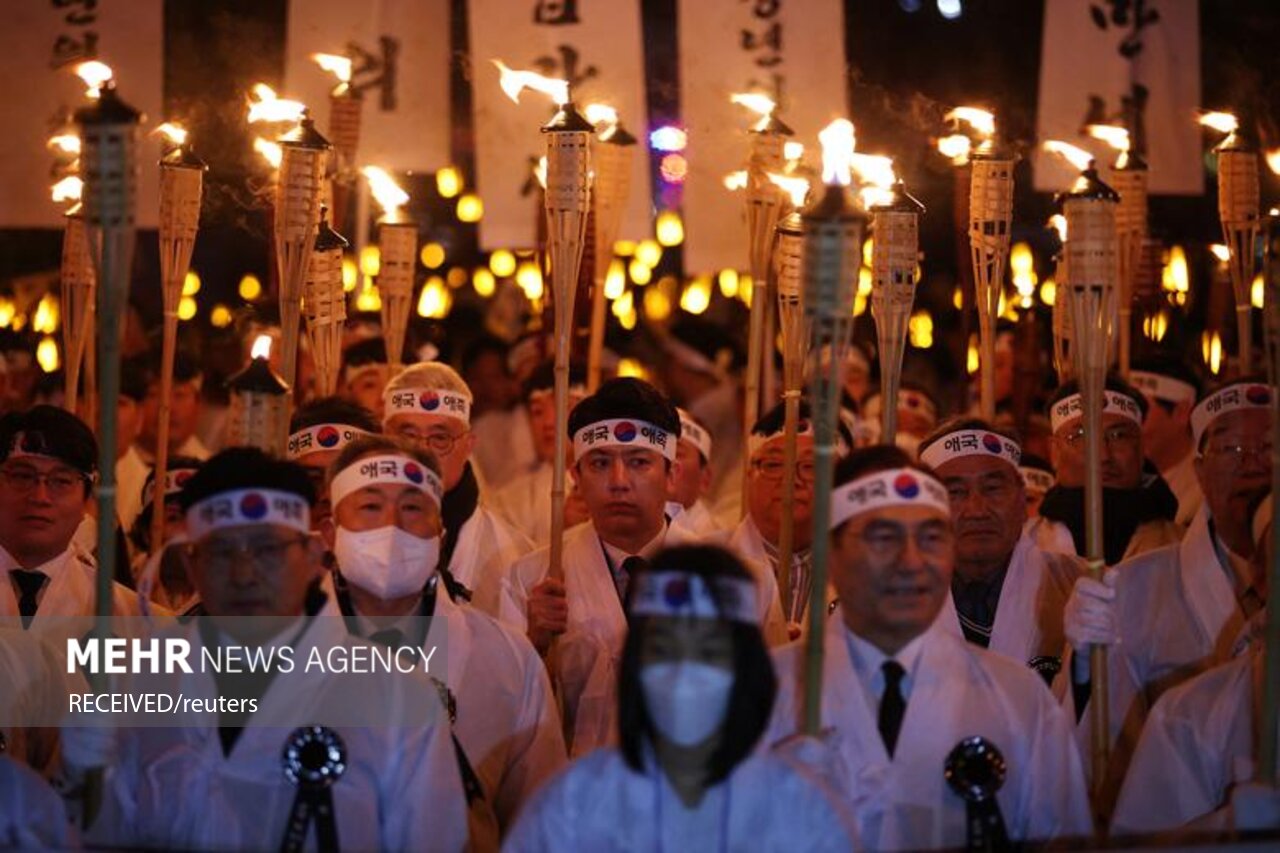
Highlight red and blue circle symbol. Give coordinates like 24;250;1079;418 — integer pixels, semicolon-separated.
663;577;691;607
1246;385;1271;405
419;391;441;411
613;421;638;442
239;492;269;520
316;426;341;448
893;473;920;499
403;461;425;484
981;433;1003;454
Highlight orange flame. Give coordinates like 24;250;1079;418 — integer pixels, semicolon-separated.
492;60;569;106
1199;112;1238;134
936;134;971;165
1085;124;1130;152
47;133;81;155
155;122;188;146
247;83;306;124
363;166;410;218
74;61;113;98
311;53;353;90
1266;149;1280;176
253;137;282;169
768;173;810;207
723;171;748;191
730;92;776;118
818;119;855;187
251;334;273;360
945;107;995;137
51;176;83;203
1043;140;1094;172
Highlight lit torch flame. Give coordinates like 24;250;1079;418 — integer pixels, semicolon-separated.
492;60;569;106
1266;149;1280;176
584;103;618;134
768;173;810;208
51;176;83;203
730;93;777;132
253;137;282;169
533;157;548;191
1085;124;1130;152
818;119;856;187
1043;140;1094;173
1199;112;1238;134
47;133;81;155
363;166;410;219
74;61;113;98
937;134;971;165
311;53;353;94
155;122;189;147
247;83;306;124
851;154;897;208
1049;214;1067;243
251;334;272;360
784;141;805;163
723;171;748;191
945;107;995;137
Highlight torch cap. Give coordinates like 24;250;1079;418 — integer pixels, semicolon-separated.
872;179;925;214
776;210;804;235
74;81;142;126
751;114;795;137
160;144;208;171
542;101;595;134
280;113;332;150
970;133;1015;162
1056;165;1120;204
227;356;290;395
1216;126;1259;154
314;206;349;252
802;182;867;224
599;122;638;146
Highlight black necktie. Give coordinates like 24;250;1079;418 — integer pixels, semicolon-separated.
11;570;47;630
618;555;647;604
878;660;907;758
370;627;407;650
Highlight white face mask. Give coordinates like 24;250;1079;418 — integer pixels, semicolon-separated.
334;525;439;600
640;661;734;747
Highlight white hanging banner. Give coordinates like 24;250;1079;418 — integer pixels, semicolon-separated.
1034;0;1201;195
0;0;163;228
679;0;847;275
284;0;451;173
469;0;651;250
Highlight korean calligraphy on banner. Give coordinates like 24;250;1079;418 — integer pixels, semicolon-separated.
283;0;451;173
1034;0;1202;195
679;0;848;274
0;0;163;228
468;0;651;250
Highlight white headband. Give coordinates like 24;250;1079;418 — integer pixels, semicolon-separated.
919;429;1021;471
141;467;199;509
384;387;472;425
187;488;311;540
867;389;938;423
830;467;950;529
573;418;677;462
1050;390;1143;433
287;424;372;460
330;454;443;508
630;571;759;624
1129;371;1196;406
1191;383;1274;447
748;419;813;458
676;409;713;460
1020;466;1055;494
342;360;387;386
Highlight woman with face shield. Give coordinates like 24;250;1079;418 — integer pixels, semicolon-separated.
504;545;857;851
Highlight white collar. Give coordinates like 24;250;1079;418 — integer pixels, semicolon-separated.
842;620;928;686
0;541;76;578
600;522;668;568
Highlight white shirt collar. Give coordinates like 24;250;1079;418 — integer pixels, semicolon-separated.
599;522;668;568
842;620;928;701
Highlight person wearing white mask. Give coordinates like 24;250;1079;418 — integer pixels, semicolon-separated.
383;362;532;617
665;407;724;540
321;436;567;841
767;445;1092;849
506;544;858;851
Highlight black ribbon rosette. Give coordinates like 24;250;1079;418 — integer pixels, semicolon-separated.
944;736;1016;853
280;725;347;853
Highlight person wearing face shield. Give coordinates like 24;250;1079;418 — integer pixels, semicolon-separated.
321;435;566;842
918;419;1082;684
505;545;858;851
766;446;1092;849
128;456;203;618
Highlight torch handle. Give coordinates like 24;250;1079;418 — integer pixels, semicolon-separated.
1117;308;1132;379
1082;366;1110;801
1257;216;1280;785
548;340;571;583
776;390;802;620
149;310;179;559
743;278;767;514
1236;303;1253;377
977;312;997;423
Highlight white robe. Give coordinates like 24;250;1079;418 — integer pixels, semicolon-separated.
0;543;141;635
0;755;75;849
88;603;469;852
1162;450;1204;527
450;504;533;619
489;462;554;550
768;614;1093;849
725;515;835;633
938;531;1080;672
472;406;539;492
1025;514;1182;566
116;443;151;535
0;626;82;772
665;499;724;541
1111;652;1258;834
503;747;859;852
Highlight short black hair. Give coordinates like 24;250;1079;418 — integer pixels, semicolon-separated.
918;416;1021;460
341;337;389;372
618;545;776;785
178;447;316;511
289;396;380;435
752;398;853;455
1020;452;1053;473
568;377;680;441
129;455;204;554
1048;373;1148;421
0;405;98;494
522;358;588;402
460;334;510;375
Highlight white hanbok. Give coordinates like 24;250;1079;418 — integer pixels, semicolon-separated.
87;601;469;852
768;614;1093;850
0;755;75;849
1025;514;1182;565
450;504;533;618
1161;450;1204;527
0;626;82;772
503;747;858;852
489;462;554;550
0;542;142;635
472;406;539;490
665;499;724;540
725;515;835;632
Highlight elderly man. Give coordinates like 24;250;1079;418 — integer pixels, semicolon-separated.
1062;378;1275;801
65;447;469;851
1129;358;1203;525
918;419;1080;682
501;378;781;756
666;407;723;539
321;434;566;838
767;445;1092;849
1031;375;1181;565
383;362;531;616
286;395;379;532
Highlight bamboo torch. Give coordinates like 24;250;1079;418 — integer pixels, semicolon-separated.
1049;214;1073;382
227;335;291;455
969;130;1015;421
1203;113;1261;374
56;186;94;416
772;174;810;623
803;120;866;734
150;123;206;556
304;206;349;397
274;112;331;394
1056;149;1121;799
1088;125;1146;377
584;104;635;393
313;53;360;233
870;179;925;444
1260;210;1280;785
364;167;415;372
734;94;793;509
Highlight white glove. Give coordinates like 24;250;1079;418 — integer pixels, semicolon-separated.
59;718;117;779
1064;569;1119;654
1232;782;1280;830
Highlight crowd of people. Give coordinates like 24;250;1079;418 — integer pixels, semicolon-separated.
0;310;1275;851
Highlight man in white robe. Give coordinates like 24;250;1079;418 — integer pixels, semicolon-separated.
665;407;724;540
383;362;532;617
63;447;469;851
918;419;1080;682
320;436;566;838
768;446;1093;849
1130;360;1203;525
1062;378;1275;806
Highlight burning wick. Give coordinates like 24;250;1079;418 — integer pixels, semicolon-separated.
74;60;113;98
311;53;353;95
945;107;995;138
362;166;410;219
818;119;856;187
48;133;81;155
155;122;189;147
768;173;810;208
492;60;569;106
1043;140;1094;173
253;137;282;169
51;176;84;203
247;83;307;125
1085;124;1130;152
584;103;619;135
1198;112;1239;135
251;334;273;361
